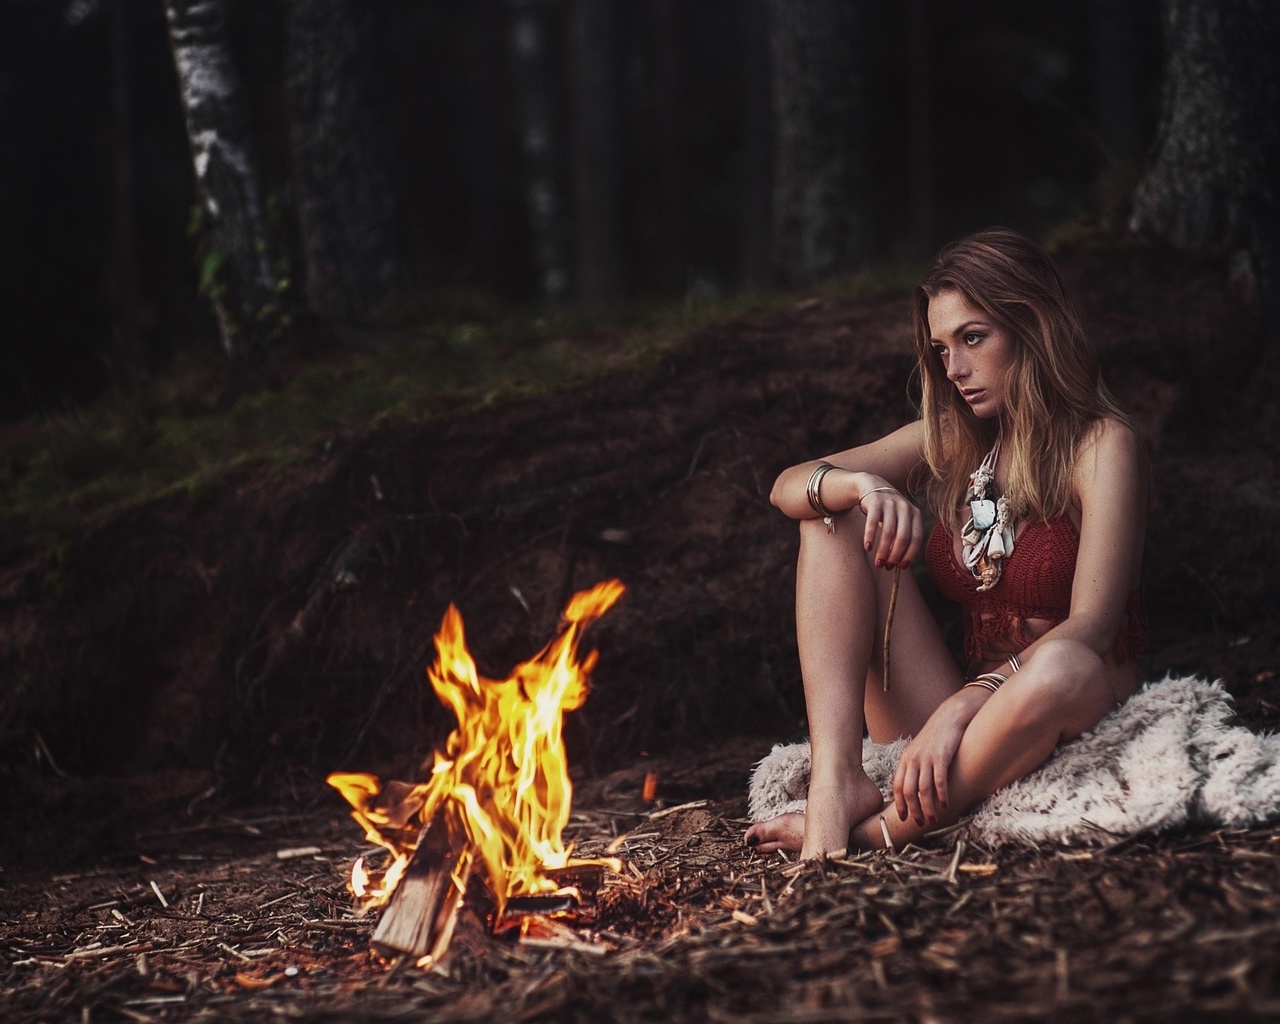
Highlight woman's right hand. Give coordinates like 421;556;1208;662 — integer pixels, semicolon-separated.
854;473;924;570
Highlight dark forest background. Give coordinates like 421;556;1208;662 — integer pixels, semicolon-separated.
1;0;1166;419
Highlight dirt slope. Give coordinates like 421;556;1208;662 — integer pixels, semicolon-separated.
1;237;1277;804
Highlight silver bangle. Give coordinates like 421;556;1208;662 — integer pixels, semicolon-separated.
964;671;1007;695
857;485;899;513
806;462;847;534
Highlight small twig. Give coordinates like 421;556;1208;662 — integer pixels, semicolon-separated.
217;942;251;961
646;800;709;820
883;565;901;691
149;881;169;909
946;839;966;884
33;730;71;778
878;815;895;853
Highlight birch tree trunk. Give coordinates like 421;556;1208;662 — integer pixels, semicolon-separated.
284;0;406;322
1130;0;1280;360
507;0;572;300
164;0;286;365
767;0;869;285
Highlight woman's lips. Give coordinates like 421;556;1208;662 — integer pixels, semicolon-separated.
960;388;985;403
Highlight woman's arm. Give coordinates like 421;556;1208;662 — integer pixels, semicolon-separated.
770;420;929;568
1006;417;1148;663
770;420;926;518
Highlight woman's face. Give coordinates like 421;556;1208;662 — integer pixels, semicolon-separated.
926;288;1016;420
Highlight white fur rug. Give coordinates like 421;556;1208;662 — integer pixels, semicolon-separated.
748;675;1280;846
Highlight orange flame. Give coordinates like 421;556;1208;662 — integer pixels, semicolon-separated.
329;579;624;916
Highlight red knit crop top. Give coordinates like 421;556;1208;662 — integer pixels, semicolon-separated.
925;516;1146;667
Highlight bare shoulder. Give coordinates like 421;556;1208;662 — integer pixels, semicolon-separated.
1074;417;1149;507
1076;417;1147;476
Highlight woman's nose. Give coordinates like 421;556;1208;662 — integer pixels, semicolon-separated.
947;354;968;381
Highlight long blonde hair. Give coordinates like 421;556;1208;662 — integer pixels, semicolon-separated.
912;228;1132;529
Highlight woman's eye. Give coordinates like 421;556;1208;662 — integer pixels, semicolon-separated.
964;332;984;346
933;346;948;360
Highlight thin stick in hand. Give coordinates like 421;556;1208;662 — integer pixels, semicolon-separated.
883;564;901;692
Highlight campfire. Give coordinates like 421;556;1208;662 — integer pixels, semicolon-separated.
328;579;625;966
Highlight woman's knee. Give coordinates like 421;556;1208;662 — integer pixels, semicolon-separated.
1002;640;1105;726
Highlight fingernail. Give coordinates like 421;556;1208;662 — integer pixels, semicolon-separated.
865;542;872;551
898;810;906;822
887;561;896;569
875;558;883;568
902;560;912;569
746;834;759;847
928;815;937;826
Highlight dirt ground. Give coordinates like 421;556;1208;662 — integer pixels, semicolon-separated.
5;741;1280;1022
3;235;1280;1020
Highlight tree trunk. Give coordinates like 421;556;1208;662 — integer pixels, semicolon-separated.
906;0;935;262
164;0;286;366
107;0;146;388
1088;0;1148;207
1130;0;1280;360
767;0;870;285
738;0;773;288
648;0;687;294
569;0;626;300
284;0;406;323
507;0;572;300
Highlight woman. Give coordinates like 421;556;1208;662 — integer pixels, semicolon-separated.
745;228;1148;858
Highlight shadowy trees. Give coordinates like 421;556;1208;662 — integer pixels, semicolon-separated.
284;0;406;323
164;0;290;365
767;0;870;284
30;0;1280;393
1130;0;1280;362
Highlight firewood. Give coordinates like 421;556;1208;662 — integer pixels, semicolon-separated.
371;809;471;962
543;863;605;895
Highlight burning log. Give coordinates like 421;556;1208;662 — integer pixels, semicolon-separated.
371;810;472;962
329;580;626;966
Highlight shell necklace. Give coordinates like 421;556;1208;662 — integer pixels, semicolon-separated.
961;439;1016;592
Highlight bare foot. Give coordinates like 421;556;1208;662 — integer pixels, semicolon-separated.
744;812;804;854
744;773;886;858
800;772;885;859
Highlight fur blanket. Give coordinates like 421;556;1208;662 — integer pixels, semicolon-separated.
748;675;1280;846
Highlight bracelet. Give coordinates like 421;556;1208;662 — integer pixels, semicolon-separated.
964;671;1007;695
857;485;899;513
806;463;848;534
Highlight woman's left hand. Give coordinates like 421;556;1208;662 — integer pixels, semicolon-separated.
891;692;982;826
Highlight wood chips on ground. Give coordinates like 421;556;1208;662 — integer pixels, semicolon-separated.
4;741;1280;1022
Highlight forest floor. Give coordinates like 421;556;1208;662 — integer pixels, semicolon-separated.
3;233;1280;1021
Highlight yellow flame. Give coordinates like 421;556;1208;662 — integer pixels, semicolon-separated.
328;579;624;915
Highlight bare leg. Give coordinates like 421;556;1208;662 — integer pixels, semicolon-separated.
849;638;1132;849
746;513;961;858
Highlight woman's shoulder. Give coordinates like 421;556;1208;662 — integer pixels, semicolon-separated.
1077;416;1146;466
1072;416;1150;499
